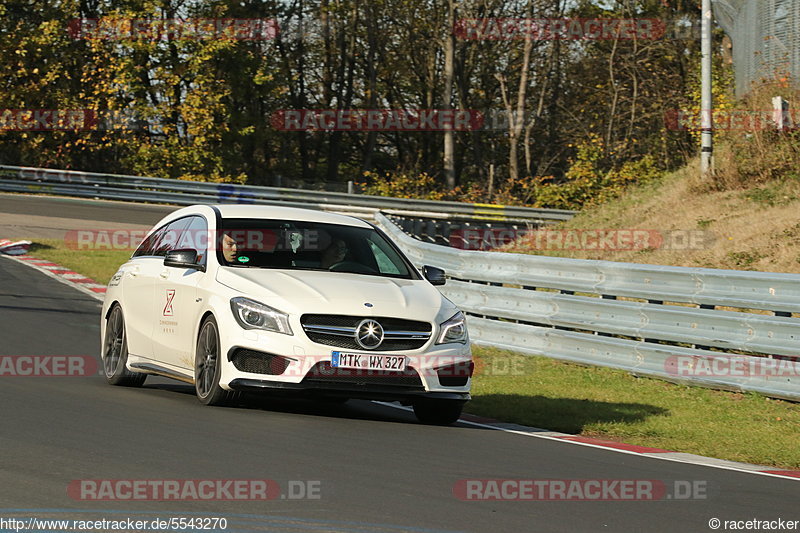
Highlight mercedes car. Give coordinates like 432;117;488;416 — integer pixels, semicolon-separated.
100;205;472;424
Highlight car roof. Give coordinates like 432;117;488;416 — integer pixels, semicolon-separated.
157;204;372;229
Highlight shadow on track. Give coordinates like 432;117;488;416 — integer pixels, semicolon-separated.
141;381;423;425
467;393;668;433
135;383;668;430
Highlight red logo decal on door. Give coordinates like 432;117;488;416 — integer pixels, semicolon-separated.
164;289;176;316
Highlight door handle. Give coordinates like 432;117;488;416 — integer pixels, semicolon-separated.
159;270;169;279
128;266;140;278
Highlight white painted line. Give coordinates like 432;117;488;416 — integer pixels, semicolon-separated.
61;272;91;280
641;452;768;472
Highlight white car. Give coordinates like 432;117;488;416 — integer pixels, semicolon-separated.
100;204;472;424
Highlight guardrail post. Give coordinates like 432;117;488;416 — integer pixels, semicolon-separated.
595;295;617;337
773;96;790;131
643;300;664;343
425;220;437;244
694;304;716;350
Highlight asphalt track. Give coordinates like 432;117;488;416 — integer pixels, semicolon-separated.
1;194;799;532
0;193;171;239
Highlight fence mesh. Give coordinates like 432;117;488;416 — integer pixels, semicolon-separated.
713;0;800;96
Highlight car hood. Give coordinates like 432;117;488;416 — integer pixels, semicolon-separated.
216;267;456;320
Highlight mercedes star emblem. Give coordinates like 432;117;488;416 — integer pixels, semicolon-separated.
355;319;384;350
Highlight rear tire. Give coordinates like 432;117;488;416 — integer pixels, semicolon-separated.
413;400;465;425
195;316;237;406
102;305;146;387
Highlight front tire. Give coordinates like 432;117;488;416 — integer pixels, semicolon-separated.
195;316;237;406
413;400;465;425
102;305;146;387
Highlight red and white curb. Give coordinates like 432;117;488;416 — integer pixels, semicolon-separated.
2;254;106;301
376;407;800;482
5;252;799;482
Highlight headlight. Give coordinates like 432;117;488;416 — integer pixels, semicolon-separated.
437;311;468;344
230;297;293;335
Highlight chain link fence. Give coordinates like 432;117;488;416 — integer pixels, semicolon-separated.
713;0;800;97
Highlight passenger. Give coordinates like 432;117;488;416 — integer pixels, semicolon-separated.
320;239;347;269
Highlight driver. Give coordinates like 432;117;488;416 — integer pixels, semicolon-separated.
221;233;239;263
320;239;347;269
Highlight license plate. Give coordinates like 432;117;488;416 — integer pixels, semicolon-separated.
331;351;406;371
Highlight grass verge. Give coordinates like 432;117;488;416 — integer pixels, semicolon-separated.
503;163;800;274
22;238;800;469
471;347;800;469
27;240;132;285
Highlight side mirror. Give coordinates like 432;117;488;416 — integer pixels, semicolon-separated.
164;249;205;272
422;265;446;286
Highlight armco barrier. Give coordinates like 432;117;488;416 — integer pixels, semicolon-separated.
0;165;572;245
0;165;574;224
374;213;800;401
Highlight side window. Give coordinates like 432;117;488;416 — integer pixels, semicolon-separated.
367;239;402;275
133;226;167;258
177;216;209;265
152;217;193;257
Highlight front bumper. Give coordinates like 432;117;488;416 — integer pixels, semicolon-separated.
227;377;471;402
213;299;473;398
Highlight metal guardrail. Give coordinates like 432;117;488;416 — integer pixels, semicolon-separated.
374;213;800;402
378;217;800;313
0;165;575;225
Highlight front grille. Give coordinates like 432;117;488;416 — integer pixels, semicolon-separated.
303;334;428;351
300;314;432;351
302;361;425;390
230;348;290;375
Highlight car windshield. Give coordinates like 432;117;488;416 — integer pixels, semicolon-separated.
217;218;416;279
